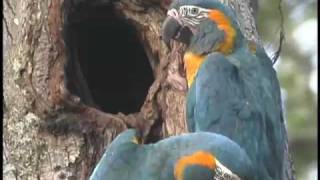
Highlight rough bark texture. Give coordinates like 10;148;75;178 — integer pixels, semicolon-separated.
3;0;294;179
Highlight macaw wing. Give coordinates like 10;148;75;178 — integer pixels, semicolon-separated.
186;80;197;132
189;51;285;179
192;53;248;135
189;52;273;179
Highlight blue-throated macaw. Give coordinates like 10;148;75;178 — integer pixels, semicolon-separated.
90;129;254;180
161;0;286;179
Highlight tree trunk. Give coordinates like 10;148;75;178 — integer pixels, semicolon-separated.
3;0;294;179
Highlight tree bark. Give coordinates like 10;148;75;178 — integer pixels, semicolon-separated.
3;0;294;179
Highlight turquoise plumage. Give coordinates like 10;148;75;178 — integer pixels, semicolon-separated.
90;129;254;180
161;0;287;179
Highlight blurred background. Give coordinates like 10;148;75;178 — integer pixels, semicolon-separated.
257;0;317;179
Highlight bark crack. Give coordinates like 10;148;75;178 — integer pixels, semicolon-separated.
3;15;13;41
4;0;16;16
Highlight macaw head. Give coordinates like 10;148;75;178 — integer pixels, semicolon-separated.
161;0;242;55
174;150;245;180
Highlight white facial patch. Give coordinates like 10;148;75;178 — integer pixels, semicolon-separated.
213;159;242;180
167;5;211;27
167;8;184;25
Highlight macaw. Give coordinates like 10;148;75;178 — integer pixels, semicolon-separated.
161;0;286;179
90;129;254;180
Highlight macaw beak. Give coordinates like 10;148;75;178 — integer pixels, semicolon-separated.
161;16;193;50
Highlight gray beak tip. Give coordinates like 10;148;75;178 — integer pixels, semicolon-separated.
161;16;193;50
164;41;172;51
161;16;181;51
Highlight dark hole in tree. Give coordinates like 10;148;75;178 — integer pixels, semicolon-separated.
64;4;154;114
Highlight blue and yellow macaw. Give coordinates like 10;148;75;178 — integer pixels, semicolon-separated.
90;129;254;180
161;0;286;179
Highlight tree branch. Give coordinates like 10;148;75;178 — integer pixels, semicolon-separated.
271;0;285;65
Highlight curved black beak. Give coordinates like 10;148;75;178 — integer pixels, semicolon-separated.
161;16;182;49
161;16;193;50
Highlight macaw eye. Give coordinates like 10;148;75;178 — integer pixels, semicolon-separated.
190;8;199;15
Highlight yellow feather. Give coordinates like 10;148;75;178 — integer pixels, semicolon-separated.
174;151;216;180
184;52;206;87
208;10;236;54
